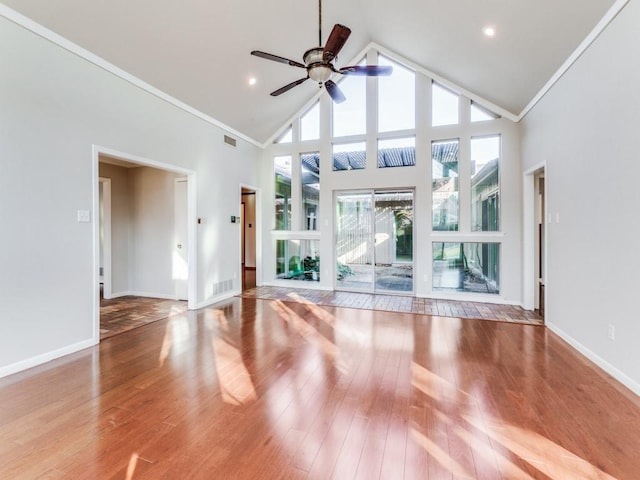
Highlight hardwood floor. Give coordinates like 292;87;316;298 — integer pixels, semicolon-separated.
242;286;544;325
2;297;639;479
100;295;187;340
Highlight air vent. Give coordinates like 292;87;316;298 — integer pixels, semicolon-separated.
224;135;237;147
212;279;234;295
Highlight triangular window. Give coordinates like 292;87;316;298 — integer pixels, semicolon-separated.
275;125;293;144
471;101;500;122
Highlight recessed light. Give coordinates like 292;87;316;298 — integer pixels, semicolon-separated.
483;26;496;38
248;77;257;86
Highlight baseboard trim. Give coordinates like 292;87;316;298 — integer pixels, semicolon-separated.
261;281;333;292
547;322;640;397
0;338;96;379
193;290;242;310
110;291;179;300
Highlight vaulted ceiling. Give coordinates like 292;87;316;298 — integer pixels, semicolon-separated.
2;0;620;144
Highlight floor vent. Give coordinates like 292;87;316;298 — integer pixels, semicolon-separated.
213;279;234;295
223;134;237;147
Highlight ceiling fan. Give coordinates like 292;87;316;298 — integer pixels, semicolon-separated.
250;0;392;103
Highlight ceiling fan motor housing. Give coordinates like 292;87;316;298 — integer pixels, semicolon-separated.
304;47;332;83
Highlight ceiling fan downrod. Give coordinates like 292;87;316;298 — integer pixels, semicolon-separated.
318;0;323;47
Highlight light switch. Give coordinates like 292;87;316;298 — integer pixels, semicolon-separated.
77;210;91;223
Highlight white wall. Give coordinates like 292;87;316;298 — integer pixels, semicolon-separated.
99;162;131;294
99;163;182;298
130;166;180;297
0;16;260;376
521;0;640;392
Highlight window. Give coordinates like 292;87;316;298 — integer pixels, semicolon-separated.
301;101;320;141
432;242;500;294
432;82;459;126
378;56;415;132
274;155;292;230
432;140;459;231
378;137;415;168
275;125;293;143
333;142;366;171
301;152;320;230
276;239;320;282
332;59;367;137
471;135;500;231
471;101;499;122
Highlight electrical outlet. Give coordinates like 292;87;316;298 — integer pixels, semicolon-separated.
608;324;615;340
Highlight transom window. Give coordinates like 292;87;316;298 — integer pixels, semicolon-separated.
332;59;367;137
378;137;415;168
378;55;415;133
432;82;459;126
333;142;366;171
301;102;320;141
275;125;292;143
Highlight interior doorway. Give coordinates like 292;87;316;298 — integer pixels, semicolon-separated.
523;164;545;318
335;189;414;294
98;177;112;300
535;171;545;318
241;187;257;290
93;147;196;343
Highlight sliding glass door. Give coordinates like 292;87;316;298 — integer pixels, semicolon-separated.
335;190;413;293
336;192;374;290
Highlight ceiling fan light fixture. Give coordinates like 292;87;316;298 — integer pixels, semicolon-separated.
251;1;389;102
304;47;332;83
309;65;332;83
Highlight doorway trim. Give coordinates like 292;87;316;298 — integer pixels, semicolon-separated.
523;161;546;312
92;145;197;344
99;177;112;299
239;183;261;288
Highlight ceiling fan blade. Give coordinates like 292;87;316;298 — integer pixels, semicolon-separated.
323;24;351;62
271;77;309;96
251;50;306;69
325;80;346;103
338;65;393;76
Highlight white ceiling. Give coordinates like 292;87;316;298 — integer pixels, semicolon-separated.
2;0;619;144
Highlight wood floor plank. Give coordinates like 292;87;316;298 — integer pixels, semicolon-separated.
1;296;639;479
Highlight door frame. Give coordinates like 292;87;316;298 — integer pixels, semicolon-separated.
523;162;546;314
239;183;261;288
92;145;197;344
99;177;112;299
174;177;189;301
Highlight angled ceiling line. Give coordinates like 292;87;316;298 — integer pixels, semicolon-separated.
372;42;519;122
262;41;522;148
517;0;630;121
0;4;263;148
